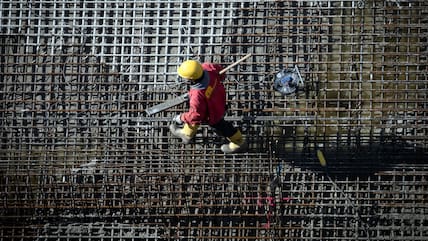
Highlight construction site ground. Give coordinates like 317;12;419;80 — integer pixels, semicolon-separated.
1;1;428;240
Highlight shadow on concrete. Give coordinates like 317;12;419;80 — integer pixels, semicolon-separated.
272;136;428;179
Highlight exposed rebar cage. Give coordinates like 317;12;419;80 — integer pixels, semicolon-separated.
1;0;428;240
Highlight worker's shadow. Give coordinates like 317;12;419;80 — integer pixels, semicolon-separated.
272;133;428;180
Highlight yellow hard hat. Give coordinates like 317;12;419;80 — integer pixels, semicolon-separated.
177;60;203;81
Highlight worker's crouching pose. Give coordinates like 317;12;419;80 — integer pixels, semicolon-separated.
169;60;247;154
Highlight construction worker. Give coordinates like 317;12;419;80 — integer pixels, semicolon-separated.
169;60;247;154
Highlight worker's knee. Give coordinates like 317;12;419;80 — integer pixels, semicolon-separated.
211;118;237;137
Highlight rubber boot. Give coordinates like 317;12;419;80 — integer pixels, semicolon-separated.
221;130;247;154
169;123;198;144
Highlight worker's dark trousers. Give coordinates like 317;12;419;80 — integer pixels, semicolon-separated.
210;118;238;138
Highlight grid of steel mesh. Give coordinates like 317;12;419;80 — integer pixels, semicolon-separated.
1;0;428;240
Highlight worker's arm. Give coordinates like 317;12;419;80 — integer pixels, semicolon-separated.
180;90;207;125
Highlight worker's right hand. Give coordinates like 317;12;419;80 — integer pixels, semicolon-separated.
173;114;183;125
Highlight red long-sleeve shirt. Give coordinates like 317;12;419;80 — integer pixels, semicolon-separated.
181;63;226;126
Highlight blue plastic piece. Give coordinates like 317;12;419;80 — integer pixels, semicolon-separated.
273;66;303;95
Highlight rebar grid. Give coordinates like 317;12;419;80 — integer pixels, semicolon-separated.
1;0;428;240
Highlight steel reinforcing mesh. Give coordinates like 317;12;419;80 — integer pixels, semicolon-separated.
1;1;428;240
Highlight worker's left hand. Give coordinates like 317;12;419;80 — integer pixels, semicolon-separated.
173;114;183;125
